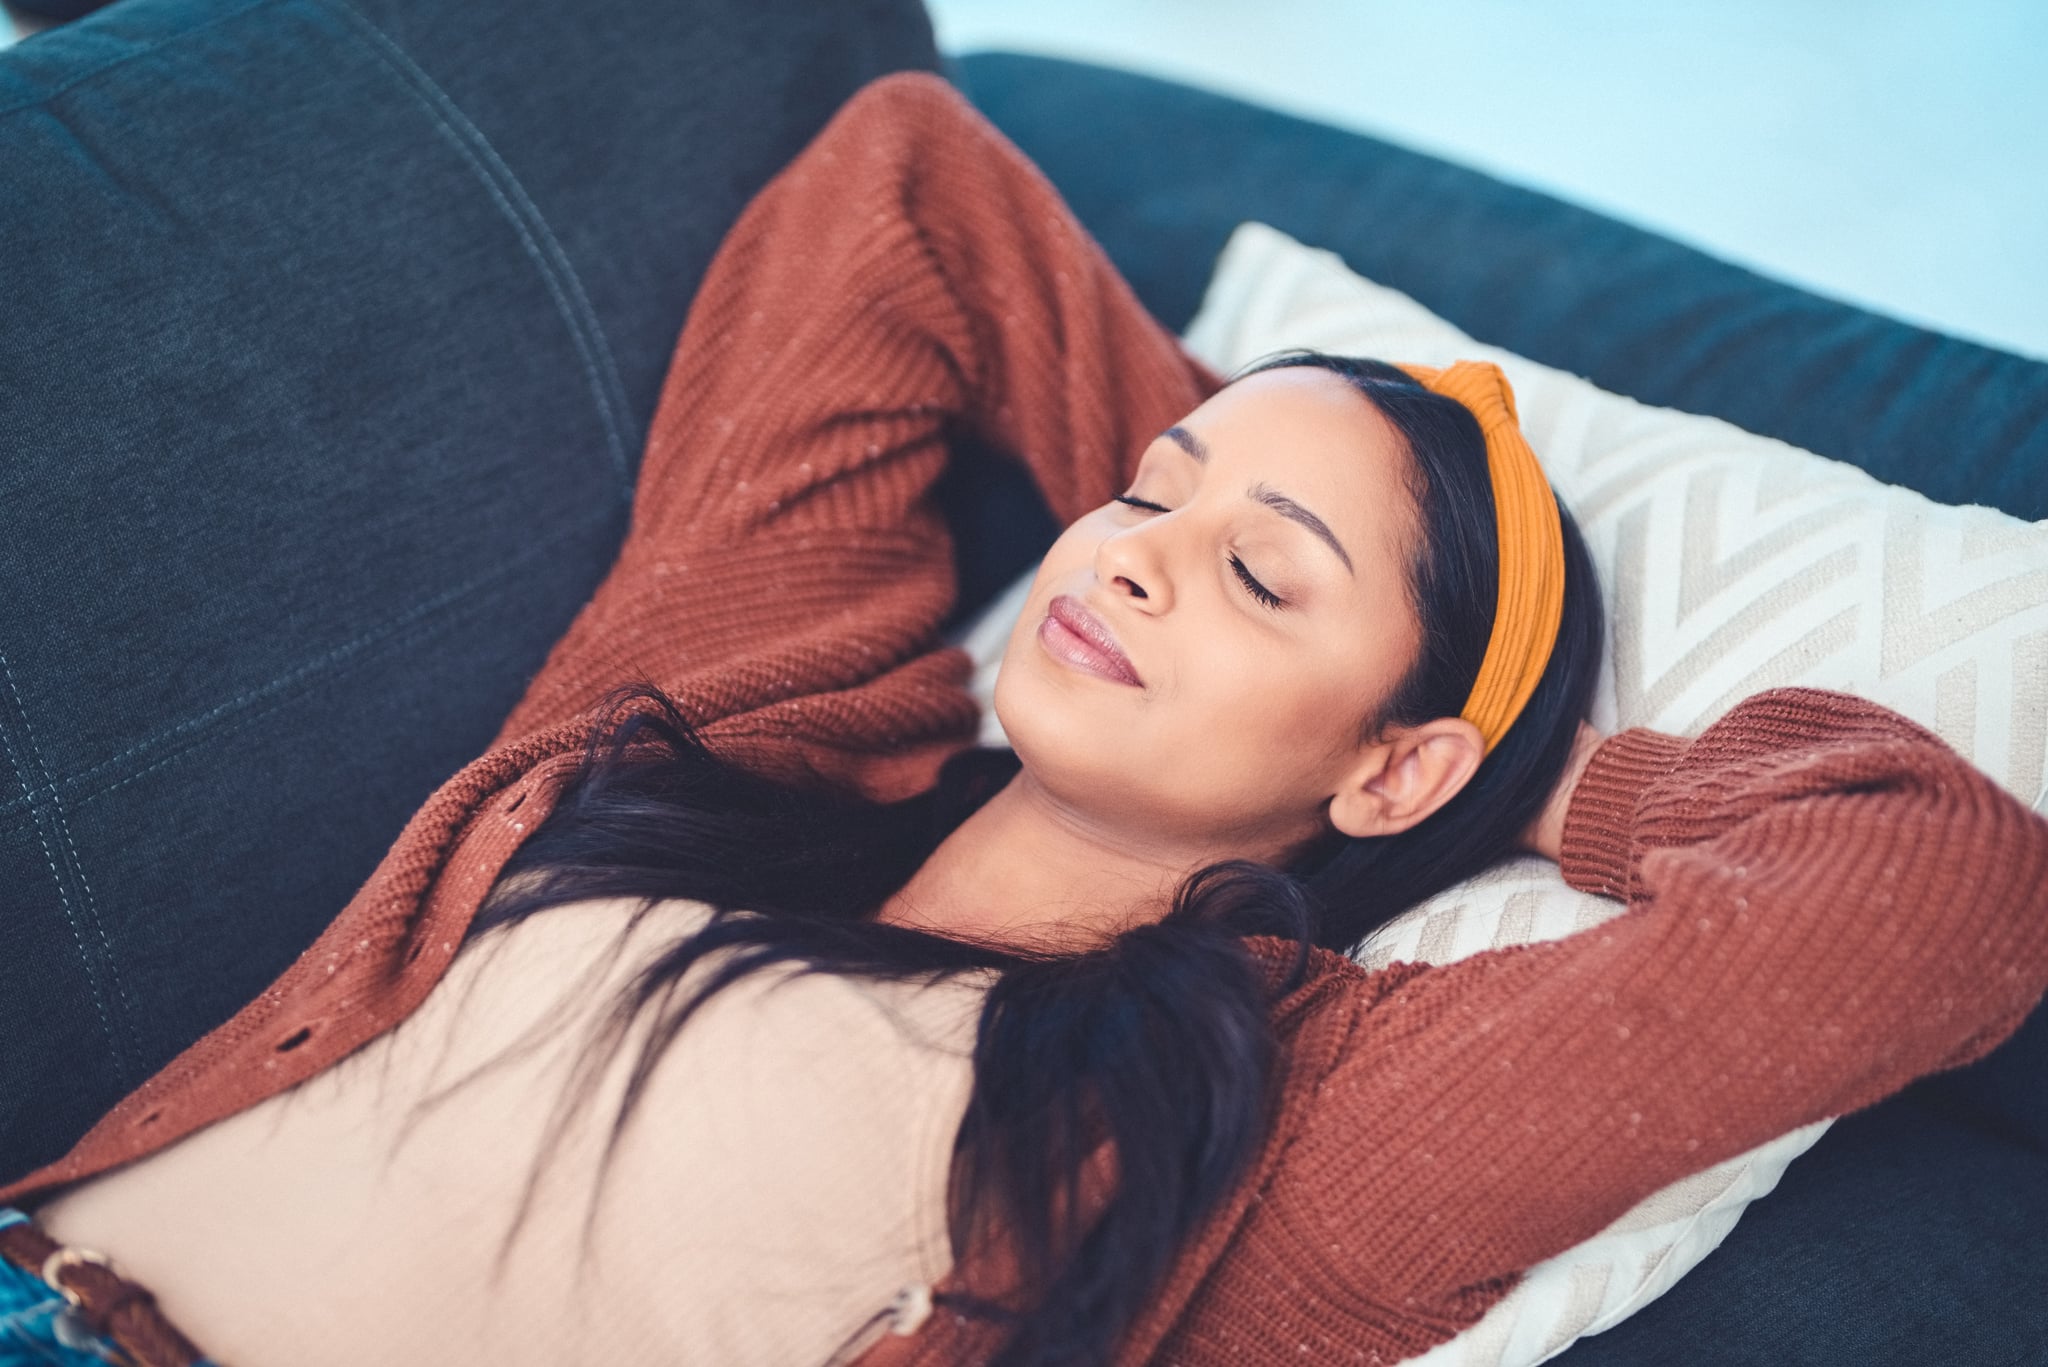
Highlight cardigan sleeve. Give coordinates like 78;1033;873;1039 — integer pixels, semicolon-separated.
493;72;1214;788
1283;686;2048;1307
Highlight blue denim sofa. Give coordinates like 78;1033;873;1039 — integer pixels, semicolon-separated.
2;0;2042;1360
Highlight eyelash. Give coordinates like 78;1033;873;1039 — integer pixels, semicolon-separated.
1111;495;1286;611
1230;554;1285;609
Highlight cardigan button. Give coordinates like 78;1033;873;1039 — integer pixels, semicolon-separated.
887;1283;932;1335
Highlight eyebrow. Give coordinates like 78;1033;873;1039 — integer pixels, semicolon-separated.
1162;425;1211;463
1250;484;1354;575
1158;427;1355;576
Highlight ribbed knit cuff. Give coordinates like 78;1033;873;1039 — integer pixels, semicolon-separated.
1559;728;1691;898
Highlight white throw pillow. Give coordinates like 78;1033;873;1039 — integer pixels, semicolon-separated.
958;220;2048;1365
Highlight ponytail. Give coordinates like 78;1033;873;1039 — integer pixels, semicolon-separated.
947;863;1311;1363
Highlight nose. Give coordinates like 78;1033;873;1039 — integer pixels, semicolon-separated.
1095;520;1174;613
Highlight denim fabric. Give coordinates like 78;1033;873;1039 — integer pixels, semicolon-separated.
956;53;2048;523
1;1208;213;1367
1907;973;2048;1157
0;0;938;1181
1556;1095;2048;1366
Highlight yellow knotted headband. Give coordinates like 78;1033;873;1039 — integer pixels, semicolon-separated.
1396;361;1565;755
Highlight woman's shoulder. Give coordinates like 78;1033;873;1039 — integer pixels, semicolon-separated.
1245;936;1446;1047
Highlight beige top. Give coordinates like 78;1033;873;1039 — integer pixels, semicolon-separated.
37;898;985;1367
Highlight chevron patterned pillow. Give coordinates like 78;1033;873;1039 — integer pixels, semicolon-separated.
954;219;2048;1366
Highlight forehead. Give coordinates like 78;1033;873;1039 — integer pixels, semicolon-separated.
1175;367;1420;565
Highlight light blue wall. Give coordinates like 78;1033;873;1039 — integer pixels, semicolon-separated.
929;0;2048;362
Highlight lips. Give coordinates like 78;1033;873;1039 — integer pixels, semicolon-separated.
1040;594;1143;687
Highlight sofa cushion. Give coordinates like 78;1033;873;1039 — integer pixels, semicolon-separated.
1559;1096;2048;1366
0;0;937;1180
957;52;2048;523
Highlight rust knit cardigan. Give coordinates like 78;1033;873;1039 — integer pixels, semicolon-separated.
8;73;2048;1366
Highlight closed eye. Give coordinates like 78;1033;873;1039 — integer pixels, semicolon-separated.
1114;494;1285;610
1230;554;1284;610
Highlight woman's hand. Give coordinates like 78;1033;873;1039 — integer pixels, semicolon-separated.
1518;720;1606;863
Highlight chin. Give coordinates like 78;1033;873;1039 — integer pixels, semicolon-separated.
993;653;1098;784
989;647;1046;759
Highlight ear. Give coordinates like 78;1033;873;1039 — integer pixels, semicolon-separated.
1328;717;1485;840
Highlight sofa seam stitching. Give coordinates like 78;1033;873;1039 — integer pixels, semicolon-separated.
316;0;638;503
70;568;543;814
0;508;614;823
0;649;134;1084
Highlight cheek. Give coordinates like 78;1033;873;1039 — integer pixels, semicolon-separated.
1038;512;1107;578
994;515;1110;673
1054;619;1347;813
1174;641;1364;775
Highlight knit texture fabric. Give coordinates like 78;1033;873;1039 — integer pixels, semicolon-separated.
7;74;2047;1366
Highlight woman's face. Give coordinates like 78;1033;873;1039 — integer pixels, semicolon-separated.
993;367;1429;862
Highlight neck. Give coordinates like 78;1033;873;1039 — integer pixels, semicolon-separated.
879;770;1213;951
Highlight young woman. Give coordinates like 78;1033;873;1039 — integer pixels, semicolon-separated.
3;73;2045;1367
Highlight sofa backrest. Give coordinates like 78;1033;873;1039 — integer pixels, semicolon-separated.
958;53;2048;524
0;0;937;1180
